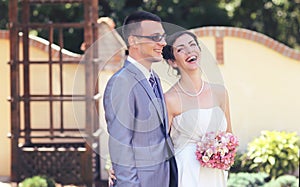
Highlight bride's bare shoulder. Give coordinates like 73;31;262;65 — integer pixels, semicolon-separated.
206;82;228;108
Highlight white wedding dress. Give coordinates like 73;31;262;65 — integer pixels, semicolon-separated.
170;106;228;187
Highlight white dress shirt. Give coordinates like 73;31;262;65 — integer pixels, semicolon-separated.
127;56;154;86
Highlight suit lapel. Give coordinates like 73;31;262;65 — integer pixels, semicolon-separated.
124;61;165;125
154;73;169;134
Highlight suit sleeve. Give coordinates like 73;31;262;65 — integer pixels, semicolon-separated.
103;75;141;187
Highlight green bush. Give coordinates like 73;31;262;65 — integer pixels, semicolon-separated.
264;175;299;187
241;131;299;179
227;172;269;187
230;151;250;173
19;175;55;187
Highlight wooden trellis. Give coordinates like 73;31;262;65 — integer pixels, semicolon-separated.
8;0;104;186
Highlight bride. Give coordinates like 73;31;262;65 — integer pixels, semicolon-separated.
163;30;233;187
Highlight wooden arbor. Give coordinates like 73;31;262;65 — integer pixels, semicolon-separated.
8;0;102;186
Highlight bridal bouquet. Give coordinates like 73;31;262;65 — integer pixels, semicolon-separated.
196;131;239;170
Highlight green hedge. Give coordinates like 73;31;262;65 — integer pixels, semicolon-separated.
239;131;299;179
228;173;299;187
19;175;55;187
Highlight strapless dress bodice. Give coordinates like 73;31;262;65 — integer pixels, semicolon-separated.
170;106;227;150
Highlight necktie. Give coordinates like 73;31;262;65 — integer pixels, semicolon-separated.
149;74;161;98
149;73;166;130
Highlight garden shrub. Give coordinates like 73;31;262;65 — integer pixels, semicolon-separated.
241;131;299;179
19;175;55;187
264;175;299;187
227;172;269;187
230;151;250;173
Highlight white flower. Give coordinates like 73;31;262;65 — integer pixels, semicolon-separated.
206;148;214;157
202;155;210;163
220;149;226;157
223;146;229;153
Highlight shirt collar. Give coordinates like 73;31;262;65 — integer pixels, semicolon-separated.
127;56;152;80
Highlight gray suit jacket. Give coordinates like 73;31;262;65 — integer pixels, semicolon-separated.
104;60;175;187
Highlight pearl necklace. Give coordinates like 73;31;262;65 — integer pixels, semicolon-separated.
178;81;205;97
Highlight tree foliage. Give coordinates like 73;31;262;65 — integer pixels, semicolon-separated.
29;3;84;53
220;0;300;50
1;0;299;52
0;0;8;29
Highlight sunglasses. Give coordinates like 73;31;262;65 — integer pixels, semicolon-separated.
132;33;166;42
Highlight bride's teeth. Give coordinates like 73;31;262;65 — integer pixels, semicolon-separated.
187;56;196;62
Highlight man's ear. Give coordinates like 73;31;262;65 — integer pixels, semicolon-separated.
128;36;137;47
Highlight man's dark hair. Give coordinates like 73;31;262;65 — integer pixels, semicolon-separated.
122;10;162;46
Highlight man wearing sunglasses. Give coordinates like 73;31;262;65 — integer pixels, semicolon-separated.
103;10;178;187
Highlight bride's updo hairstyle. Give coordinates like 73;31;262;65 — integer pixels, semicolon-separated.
162;31;201;75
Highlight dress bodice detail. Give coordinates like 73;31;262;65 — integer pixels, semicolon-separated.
170;106;227;150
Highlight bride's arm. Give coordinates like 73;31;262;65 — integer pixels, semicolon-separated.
164;89;180;132
220;87;233;133
164;93;175;132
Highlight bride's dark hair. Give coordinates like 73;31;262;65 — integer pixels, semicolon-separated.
162;31;201;75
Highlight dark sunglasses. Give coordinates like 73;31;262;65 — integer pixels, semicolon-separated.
132;33;166;42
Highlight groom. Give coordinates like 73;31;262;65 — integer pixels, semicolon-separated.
103;10;178;187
